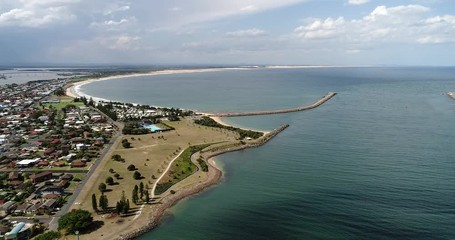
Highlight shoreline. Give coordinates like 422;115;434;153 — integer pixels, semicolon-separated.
65;67;253;101
210;116;270;134
65;65;338;108
114;124;289;240
61;66;300;239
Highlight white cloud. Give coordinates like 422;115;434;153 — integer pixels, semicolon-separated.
0;5;76;27
168;7;181;12
240;5;257;12
94;35;141;50
348;0;370;5
294;17;345;39
294;4;455;45
143;0;307;31
90;17;136;29
103;3;130;15
226;28;266;37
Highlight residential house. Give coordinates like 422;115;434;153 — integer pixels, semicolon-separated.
38;199;57;214
29;171;52;183
0;201;17;218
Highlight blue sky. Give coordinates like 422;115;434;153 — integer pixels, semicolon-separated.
0;0;454;66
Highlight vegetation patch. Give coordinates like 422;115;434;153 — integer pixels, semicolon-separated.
197;157;209;172
42;99;84;110
194;116;263;140
155;144;211;195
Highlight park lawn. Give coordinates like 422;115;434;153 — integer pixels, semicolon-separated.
75;118;241;240
155;143;212;195
43;99;84;110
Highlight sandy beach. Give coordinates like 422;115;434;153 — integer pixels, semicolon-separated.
65;67;253;100
65;65;343;101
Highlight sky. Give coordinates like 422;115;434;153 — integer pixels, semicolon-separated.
0;0;454;66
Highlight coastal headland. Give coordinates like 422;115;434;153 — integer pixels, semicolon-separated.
61;67;335;240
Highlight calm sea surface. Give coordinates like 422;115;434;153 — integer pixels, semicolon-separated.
81;67;455;240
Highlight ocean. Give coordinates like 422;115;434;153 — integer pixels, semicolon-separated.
80;67;455;240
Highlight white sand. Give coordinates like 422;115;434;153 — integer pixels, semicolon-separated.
65;67;251;100
65;65;347;101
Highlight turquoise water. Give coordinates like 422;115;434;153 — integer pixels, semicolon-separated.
81;67;455;240
144;124;161;132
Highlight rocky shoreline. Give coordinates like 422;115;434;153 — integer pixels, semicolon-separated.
115;124;289;240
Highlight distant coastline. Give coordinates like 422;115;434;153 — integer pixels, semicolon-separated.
65;65;343;101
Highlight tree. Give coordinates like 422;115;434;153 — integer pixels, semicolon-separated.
132;185;139;204
144;190;150;204
139;182;144;199
35;230;61;240
58;209;93;233
99;194;108;212
133;171;141;180
114;173;120;179
111;154;123;162
127;164;136;171
91;193;98;212
98;183;107;193
105;176;114;185
115;191;129;215
122;139;131;148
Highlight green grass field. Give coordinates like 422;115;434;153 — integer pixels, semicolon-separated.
43;99;84;110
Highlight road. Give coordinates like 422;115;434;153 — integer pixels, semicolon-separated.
48;132;122;230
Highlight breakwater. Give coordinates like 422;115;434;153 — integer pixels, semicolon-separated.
209;92;336;117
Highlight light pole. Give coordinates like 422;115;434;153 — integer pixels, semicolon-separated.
75;230;80;240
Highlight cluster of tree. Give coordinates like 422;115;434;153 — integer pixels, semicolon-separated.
197;157;209;172
77;96;94;107
194;116;263;139
122;121;150;135
115;191;130;215
96;102;118;121
92;193;109;212
54;87;65;96
77;97;118;121
35;231;61;240
122;139;132;148
132;182;149;205
160;107;193;117
58;209;93;233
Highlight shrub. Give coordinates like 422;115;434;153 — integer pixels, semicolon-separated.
127;164;136;171
98;183;107;192
105;176;114;185
133;171;141;180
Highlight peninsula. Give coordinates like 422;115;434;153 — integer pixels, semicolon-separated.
1;67;336;240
